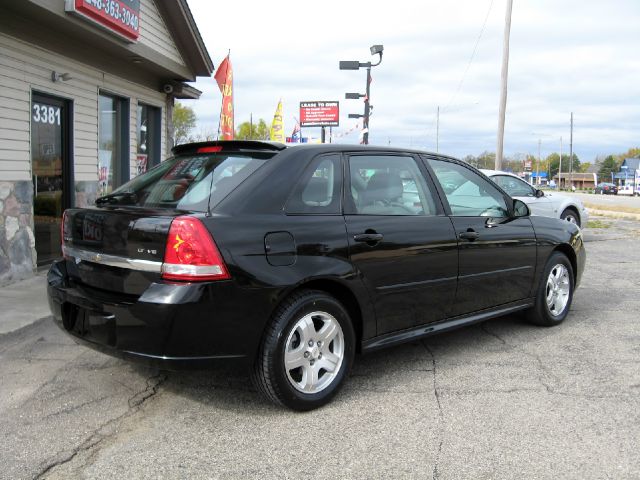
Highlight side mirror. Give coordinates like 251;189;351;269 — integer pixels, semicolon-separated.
513;199;530;217
535;189;544;198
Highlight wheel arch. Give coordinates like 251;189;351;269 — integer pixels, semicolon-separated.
277;279;366;353
553;243;578;282
561;205;581;225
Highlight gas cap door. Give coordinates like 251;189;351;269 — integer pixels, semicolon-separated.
264;231;296;266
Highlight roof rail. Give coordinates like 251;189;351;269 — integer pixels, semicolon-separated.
172;140;286;156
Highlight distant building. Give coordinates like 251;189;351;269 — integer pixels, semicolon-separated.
525;171;547;186
614;158;640;192
553;173;597;189
0;0;214;285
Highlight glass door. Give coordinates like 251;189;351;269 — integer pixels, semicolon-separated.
31;93;71;266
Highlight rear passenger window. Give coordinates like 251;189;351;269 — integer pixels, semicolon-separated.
348;155;436;215
286;155;341;214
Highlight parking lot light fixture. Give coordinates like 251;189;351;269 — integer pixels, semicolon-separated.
339;44;384;144
339;61;361;70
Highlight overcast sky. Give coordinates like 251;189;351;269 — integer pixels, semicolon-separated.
183;0;639;163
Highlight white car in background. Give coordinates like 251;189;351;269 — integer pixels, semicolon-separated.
482;169;589;227
617;185;640;196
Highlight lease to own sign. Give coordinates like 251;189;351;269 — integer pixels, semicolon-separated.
300;101;339;127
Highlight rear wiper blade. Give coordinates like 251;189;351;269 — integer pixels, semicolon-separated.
95;192;138;205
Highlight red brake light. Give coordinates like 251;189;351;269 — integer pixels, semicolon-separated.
197;146;223;153
162;216;230;281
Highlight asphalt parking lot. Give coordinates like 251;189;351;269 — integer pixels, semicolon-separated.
1;218;639;480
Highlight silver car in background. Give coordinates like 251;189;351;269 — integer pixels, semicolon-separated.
482;169;589;227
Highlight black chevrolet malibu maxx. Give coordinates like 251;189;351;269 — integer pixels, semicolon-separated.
48;141;585;410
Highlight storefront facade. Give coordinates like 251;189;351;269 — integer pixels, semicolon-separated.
0;0;213;285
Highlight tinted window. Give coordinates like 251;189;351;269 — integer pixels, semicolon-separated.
429;159;509;217
492;174;535;197
348;155;436;215
286;154;341;214
96;153;270;211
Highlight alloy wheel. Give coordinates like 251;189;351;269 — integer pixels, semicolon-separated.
545;264;571;316
284;311;345;394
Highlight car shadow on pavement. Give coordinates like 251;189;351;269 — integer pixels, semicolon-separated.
155;313;536;412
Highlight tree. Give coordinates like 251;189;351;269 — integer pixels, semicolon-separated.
173;102;197;145
462;154;477;167
236;119;269;140
598;155;620;182
545;153;580;180
617;147;640;160
476;151;496;169
578;162;591;173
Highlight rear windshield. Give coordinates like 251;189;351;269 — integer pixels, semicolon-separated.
95;152;272;211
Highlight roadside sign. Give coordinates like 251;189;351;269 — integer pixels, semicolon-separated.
300;101;339;127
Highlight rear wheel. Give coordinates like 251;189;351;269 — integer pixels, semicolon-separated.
252;290;355;411
526;252;574;326
560;208;580;227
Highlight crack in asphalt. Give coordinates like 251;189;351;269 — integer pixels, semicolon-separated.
422;342;443;480
479;321;508;345
526;351;560;394
33;372;168;479
41;395;112;421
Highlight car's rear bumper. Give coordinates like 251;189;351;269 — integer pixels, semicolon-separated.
47;260;271;369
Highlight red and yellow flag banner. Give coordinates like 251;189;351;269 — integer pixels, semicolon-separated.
214;54;234;140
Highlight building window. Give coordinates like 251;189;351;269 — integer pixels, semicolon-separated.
98;92;129;196
136;103;161;174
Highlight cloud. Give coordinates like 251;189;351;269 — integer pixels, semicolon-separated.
183;0;640;162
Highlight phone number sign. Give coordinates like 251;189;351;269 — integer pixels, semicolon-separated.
66;0;140;41
300;101;340;127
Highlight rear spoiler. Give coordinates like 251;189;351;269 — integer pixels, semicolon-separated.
172;141;287;156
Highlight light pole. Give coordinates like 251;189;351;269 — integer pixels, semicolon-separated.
340;45;384;145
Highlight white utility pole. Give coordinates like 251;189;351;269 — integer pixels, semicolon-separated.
536;139;541;186
495;0;514;170
568;112;574;188
558;136;563;189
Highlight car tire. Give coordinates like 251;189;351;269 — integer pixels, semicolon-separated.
252;289;355;411
526;252;574;327
560;208;580;227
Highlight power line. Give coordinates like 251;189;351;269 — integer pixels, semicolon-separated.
443;0;495;113
425;0;495;145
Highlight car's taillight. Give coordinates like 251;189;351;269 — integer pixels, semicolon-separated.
162;216;230;282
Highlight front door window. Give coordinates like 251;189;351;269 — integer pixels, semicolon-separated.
31;93;70;265
98;93;129;196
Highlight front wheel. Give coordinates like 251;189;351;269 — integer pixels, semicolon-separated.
526;252;574;326
252;290;355;411
561;208;580;227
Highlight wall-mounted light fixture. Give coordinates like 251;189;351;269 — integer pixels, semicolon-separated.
51;71;72;82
